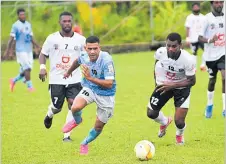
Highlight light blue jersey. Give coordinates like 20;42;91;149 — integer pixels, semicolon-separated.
10;20;33;53
78;51;116;96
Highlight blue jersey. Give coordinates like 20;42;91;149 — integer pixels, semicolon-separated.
78;51;116;96
10;20;33;53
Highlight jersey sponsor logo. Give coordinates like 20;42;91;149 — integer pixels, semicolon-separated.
214;33;225;46
166;71;176;80
56;55;71;70
62;55;70;64
56;63;71;70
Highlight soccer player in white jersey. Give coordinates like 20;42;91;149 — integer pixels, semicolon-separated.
185;2;206;71
39;12;86;142
62;36;116;155
4;8;40;92
198;1;225;118
147;33;196;145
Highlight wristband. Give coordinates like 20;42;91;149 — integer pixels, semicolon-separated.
186;37;190;42
40;64;46;70
207;39;211;43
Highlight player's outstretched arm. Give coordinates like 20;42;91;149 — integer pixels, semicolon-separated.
64;59;80;79
39;52;47;82
87;78;113;89
198;35;218;44
31;37;41;49
4;36;15;57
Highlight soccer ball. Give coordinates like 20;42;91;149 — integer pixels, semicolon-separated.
134;140;155;161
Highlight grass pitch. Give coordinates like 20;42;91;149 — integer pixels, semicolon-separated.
1;51;224;164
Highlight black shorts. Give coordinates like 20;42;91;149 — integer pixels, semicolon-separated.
206;55;225;78
149;87;191;111
190;42;204;55
49;83;82;109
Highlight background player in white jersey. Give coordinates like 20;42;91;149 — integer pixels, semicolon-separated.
4;8;40;92
198;1;225;118
39;11;86;142
62;36;116;155
185;2;206;71
147;33;196;145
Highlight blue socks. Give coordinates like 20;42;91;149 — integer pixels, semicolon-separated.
26;80;33;88
13;74;24;83
72;111;82;124
81;128;102;145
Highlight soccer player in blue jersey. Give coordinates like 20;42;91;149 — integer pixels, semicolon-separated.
62;36;116;155
4;8;40;92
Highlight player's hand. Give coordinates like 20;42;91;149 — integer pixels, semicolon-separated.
210;34;218;43
185;41;190;47
156;82;175;95
63;72;72;79
4;49;14;58
81;64;91;80
39;69;47;82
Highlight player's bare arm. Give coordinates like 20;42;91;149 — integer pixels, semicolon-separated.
198;35;218;43
64;58;80;79
81;64;113;89
4;36;15;57
156;75;196;94
31;37;41;49
185;27;190;44
39;52;47;82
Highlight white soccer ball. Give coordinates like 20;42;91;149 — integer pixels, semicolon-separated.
134;140;155;161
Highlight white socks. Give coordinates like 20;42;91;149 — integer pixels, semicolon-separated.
47;105;54;118
223;93;225;110
207;91;214;106
176;124;186;136
154;111;168;125
64;110;73;138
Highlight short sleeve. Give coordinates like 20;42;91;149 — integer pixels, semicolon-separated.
10;24;17;38
199;17;208;37
41;36;51;56
154;47;165;60
29;24;33;36
104;61;115;80
184;16;191;28
185;56;196;76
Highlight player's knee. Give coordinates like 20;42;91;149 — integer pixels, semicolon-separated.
67;98;74;106
71;105;80;112
147;107;159;119
175;119;185;129
49;104;62;114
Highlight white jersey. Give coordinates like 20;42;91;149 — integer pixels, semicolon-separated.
200;12;225;61
185;13;205;43
154;47;196;86
41;32;86;85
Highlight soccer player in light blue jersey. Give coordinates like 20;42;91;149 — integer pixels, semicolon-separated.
5;8;40;92
62;36;116;155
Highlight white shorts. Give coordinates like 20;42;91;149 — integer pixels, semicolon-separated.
77;87;115;123
16;52;33;70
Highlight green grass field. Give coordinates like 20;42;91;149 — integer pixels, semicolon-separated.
1;51;224;164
